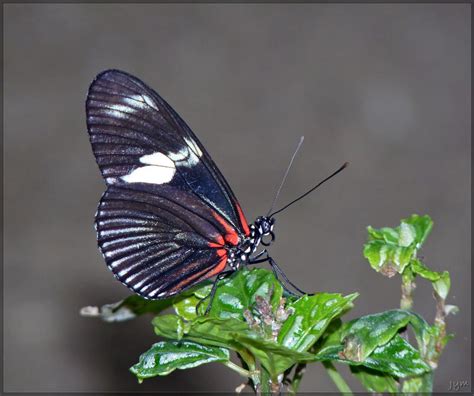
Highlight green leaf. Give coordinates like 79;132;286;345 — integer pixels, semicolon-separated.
363;240;415;276
130;340;230;381
406;312;434;357
165;269;287;322
153;315;189;340
402;372;433;393
316;335;431;378
363;214;433;276
80;281;215;323
154;315;257;351
367;226;398;243
410;258;441;282
207;268;284;320
340;310;413;361
183;316;252;350
192;282;213;299
188;317;314;376
173;295;203;321
278;293;358;353
80;295;174;322
411;260;452;299
433;271;451;300
116;294;174;315
408;312;456;370
362;335;431;377
402;214;433;248
444;304;459;316
350;366;399;393
314;309;432;379
153;313;313;378
398;222;417;247
311;318;344;359
233;333;313;377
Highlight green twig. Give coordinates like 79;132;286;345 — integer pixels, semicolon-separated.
224;360;256;379
260;367;272;395
323;361;353;395
236;348;260;393
401;266;415;310
430;290;450;369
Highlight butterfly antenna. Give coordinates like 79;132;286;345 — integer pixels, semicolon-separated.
269;162;349;217
266;136;305;216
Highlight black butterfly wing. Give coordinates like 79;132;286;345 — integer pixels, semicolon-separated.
86;70;250;298
95;185;229;298
86;69;250;235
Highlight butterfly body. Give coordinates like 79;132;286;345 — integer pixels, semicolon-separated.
86;70;278;299
228;216;275;270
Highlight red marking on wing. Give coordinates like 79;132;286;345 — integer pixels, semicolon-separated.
236;204;250;236
208;234;225;248
169;251;228;294
206;254;228;278
211;212;240;246
170;267;212;294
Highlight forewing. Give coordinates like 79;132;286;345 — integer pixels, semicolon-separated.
86;69;249;236
96;186;228;299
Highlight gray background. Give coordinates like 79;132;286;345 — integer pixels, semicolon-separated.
4;4;470;393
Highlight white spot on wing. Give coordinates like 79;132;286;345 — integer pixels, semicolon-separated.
184;136;203;157
122;166;175;184
168;146;188;162
168;143;199;168
139;152;174;167
121;152;176;184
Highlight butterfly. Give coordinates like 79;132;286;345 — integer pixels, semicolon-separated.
86;70;347;303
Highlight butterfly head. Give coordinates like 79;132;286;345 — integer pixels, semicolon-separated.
254;216;275;246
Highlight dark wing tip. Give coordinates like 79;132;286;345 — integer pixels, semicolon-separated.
85;69;125;113
92;68;131;83
87;69;132;96
85;69;146;119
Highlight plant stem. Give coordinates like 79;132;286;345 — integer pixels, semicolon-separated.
269;374;283;395
323;361;353;395
237;349;260;394
401;267;416;310
260;367;272;395
224;360;255;379
270;380;281;395
431;290;448;368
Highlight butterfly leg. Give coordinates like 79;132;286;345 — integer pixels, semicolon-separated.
267;256;313;297
248;249;268;263
196;270;234;315
248;253;311;297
